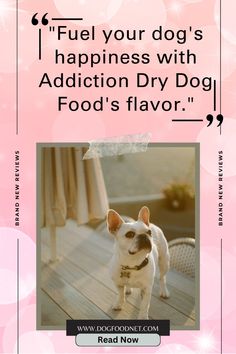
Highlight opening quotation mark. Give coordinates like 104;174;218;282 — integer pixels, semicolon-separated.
206;114;223;127
31;13;49;60
31;13;49;26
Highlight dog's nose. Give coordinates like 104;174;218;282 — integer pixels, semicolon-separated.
136;234;152;252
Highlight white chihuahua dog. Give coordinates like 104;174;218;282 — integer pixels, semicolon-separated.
107;206;170;319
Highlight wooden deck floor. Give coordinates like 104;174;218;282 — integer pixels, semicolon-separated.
40;220;196;329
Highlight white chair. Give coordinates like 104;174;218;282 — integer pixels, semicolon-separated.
168;237;195;278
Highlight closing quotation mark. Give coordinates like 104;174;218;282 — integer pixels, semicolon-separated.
206;114;223;127
206;114;214;127
216;114;224;127
31;13;49;26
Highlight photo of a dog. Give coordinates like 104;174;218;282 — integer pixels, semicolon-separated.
107;206;170;319
39;145;198;328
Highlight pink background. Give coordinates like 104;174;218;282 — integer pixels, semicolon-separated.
1;0;236;353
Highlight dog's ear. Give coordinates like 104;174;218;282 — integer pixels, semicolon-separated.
138;206;150;226
107;209;124;234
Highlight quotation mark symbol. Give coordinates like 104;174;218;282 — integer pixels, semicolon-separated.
216;114;224;127
206;114;213;127
206;114;223;127
31;13;49;26
31;13;49;60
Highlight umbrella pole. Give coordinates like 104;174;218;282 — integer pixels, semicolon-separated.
50;226;57;261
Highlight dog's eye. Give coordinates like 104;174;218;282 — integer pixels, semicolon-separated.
125;231;135;238
147;230;152;236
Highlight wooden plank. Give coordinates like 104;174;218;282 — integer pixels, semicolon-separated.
43;222;194;295
41;243;195;326
42;222;112;255
152;282;195;320
41;223;196;324
42;253;139;320
41;264;110;320
42;240;195;320
42;228;112;267
41;226;195;320
166;270;195;297
65;221;196;299
49;226;57;261
41;289;71;326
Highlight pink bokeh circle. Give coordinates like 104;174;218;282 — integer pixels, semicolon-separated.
3;304;36;353
0;11;37;73
52;111;106;141
214;0;236;45
0;228;35;325
108;0;166;43
0;227;35;304
53;0;123;26
180;0;202;3
157;343;195;353
200;247;236;322
3;304;98;354
13;331;55;354
187;26;236;80
200;249;221;320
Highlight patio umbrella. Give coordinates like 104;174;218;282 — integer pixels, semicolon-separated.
40;146;109;259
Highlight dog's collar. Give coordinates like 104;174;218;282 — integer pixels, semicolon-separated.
121;257;149;271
